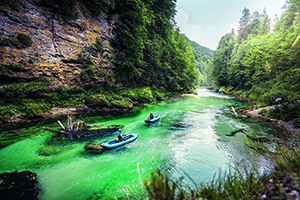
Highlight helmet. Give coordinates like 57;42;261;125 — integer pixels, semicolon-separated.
151;111;153;114
118;129;121;132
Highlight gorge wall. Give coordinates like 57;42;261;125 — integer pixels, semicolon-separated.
0;0;121;87
0;0;198;124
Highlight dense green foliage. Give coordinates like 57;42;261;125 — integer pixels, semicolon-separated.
189;40;214;87
114;0;198;91
209;0;300;108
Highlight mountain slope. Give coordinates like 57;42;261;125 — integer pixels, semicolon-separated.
189;40;214;86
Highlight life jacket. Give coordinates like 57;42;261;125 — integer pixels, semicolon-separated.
117;132;123;140
150;113;154;119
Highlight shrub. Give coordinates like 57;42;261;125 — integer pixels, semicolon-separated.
17;33;31;46
267;101;300;121
258;109;268;116
293;118;300;128
0;33;31;48
0;38;17;46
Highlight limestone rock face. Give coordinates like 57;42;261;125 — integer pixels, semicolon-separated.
0;0;121;86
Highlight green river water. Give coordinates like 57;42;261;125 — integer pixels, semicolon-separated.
0;89;280;199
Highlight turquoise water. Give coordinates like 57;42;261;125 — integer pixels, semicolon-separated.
0;89;278;199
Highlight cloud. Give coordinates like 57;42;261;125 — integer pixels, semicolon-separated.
174;0;286;50
175;9;235;50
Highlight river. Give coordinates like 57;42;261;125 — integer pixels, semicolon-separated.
0;89;280;199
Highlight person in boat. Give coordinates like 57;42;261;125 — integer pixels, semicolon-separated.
117;129;126;142
148;111;154;120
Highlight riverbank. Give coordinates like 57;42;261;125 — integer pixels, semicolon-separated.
215;89;300;144
240;102;300;147
1;106;131;124
0;91;197;128
201;90;300;199
0;86;198;126
245;106;300;199
247;106;300;135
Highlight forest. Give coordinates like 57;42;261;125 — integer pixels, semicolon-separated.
189;40;214;87
208;0;300;105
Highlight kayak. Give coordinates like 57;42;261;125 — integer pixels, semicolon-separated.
100;132;139;149
145;115;161;123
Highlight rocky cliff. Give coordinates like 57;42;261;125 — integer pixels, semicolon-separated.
0;0;121;87
0;0;197;124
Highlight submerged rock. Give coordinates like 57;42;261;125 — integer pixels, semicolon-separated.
84;142;106;153
0;171;40;200
173;122;192;128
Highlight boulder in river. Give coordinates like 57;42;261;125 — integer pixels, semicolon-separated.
172;121;193;129
0;170;39;200
84;142;106;153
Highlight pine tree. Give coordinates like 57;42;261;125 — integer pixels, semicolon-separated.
238;8;251;34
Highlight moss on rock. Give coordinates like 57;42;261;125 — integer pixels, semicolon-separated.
27;107;45;119
39;145;73;156
84;142;106;153
153;90;164;101
120;88;139;101
136;87;154;102
109;99;133;109
85;94;109;108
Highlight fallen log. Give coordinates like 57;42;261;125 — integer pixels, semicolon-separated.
43;127;66;134
57;120;65;130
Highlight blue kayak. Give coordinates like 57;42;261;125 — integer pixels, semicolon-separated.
100;132;139;149
145;115;161;123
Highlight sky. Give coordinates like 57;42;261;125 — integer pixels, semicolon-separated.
174;0;287;50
